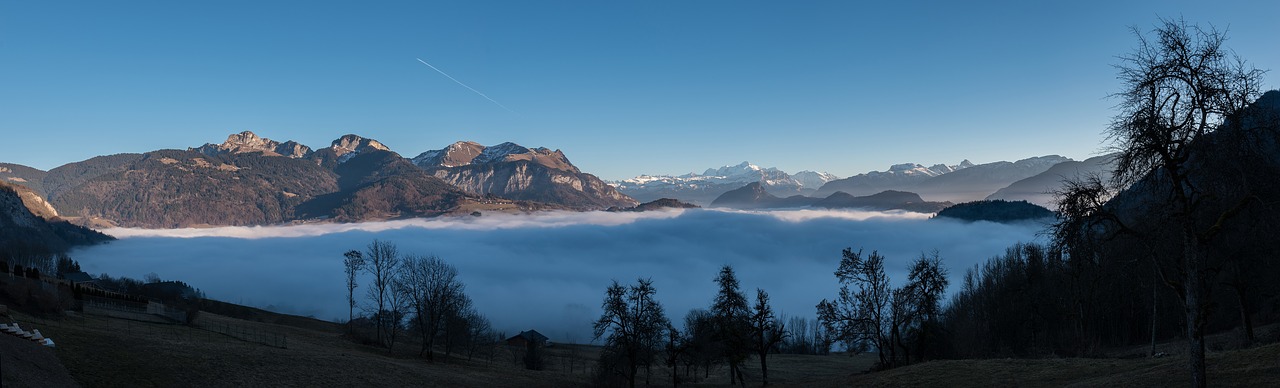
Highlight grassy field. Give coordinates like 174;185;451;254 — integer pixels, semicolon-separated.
6;303;1278;387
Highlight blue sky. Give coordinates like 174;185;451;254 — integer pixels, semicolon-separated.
3;1;1277;180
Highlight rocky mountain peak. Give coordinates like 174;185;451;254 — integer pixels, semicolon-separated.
191;131;312;158
412;141;485;167
329;134;391;163
414;141;577;172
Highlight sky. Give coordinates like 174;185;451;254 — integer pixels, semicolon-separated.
71;209;1045;341
3;1;1278;180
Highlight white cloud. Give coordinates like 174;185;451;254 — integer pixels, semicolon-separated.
73;209;1043;342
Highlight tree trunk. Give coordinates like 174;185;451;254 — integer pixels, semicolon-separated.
1184;234;1207;388
759;351;769;385
1236;283;1255;346
1150;267;1158;357
732;361;742;386
628;362;638;388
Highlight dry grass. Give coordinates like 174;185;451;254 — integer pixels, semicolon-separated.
11;305;1280;387
830;343;1280;388
17;310;584;387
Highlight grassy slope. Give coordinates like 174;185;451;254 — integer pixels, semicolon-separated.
11;301;1278;387
17;310;582;387
833;344;1280;388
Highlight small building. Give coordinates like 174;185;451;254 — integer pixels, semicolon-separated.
506;329;549;348
62;271;96;285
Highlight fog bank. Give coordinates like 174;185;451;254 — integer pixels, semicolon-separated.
73;209;1043;342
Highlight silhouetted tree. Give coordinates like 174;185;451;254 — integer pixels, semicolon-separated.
817;249;891;367
342;250;364;332
1056;18;1265;387
398;254;464;361
750;289;786;385
711;265;751;386
903;251;948;362
363;239;400;347
682;309;720;382
592;278;670;388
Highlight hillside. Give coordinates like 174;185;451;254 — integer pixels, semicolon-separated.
47;149;340;228
0;163;48;196
934;200;1055;223
832;343;1280;387
0;181;112;257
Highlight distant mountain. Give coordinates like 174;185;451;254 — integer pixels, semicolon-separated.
309;134;393;168
985;154;1117;207
813;161;973;198
792;171;840;192
47;148;342;228
709;182;785;209
414;141;635;210
0;181;112;258
813;190;951;213
934;200;1055;223
910;156;1071;202
192;131;312;159
3;132;640;227
297;148;470;222
612;162;820;205
607;198;700;212
710;182;948;212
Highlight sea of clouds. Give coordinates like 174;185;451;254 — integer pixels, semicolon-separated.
71;209;1046;343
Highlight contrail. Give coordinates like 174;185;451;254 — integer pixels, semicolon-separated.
415;58;518;115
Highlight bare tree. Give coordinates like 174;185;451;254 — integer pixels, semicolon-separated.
904;251;948;362
750;289;786;385
817;249;892;367
386;276;409;354
593;278;670;388
363;239;400;347
342;250;364;332
399;254;463;361
1055;18;1265;388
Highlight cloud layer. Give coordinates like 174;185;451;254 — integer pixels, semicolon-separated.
73;209;1044;342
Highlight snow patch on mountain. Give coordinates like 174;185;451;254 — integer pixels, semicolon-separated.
792;171;841;190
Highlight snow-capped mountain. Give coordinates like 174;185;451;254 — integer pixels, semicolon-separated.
812;160;974;198
792;170;841;190
613;162;824;205
813;156;1075;203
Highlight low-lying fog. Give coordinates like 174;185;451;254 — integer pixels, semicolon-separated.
72;209;1045;343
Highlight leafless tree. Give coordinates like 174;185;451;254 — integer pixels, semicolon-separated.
1055;18;1265;387
817;249;891;367
398;254;464;361
593;278;670;388
342;250;364;332
750;289;786;385
363;239;400;347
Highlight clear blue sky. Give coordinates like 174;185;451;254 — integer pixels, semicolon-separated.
3;1;1278;180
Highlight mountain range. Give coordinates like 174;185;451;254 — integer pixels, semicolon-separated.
2;130;1127;230
0;132;635;228
617;155;1099;209
611;162;839;205
707;182;952;213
